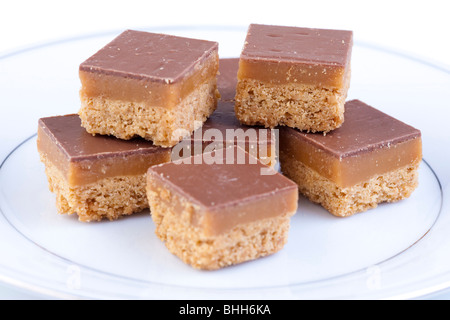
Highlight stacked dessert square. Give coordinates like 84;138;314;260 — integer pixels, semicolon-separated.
235;24;352;133
147;147;298;270
37;24;422;270
78;29;220;147
38;30;221;223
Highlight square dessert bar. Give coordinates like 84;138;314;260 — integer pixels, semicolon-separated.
173;58;277;167
37;114;171;222
146;146;298;270
79;29;219;147
279;99;422;217
235;24;353;132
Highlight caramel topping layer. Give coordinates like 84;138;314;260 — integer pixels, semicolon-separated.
280;99;422;187
238;24;352;87
238;59;348;88
80;29;218;83
37;114;171;186
80;51;219;109
148;147;298;236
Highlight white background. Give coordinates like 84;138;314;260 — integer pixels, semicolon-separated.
0;0;449;300
1;0;449;68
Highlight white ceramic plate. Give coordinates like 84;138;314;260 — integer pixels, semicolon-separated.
0;26;449;300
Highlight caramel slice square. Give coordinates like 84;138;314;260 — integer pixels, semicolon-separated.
279;99;422;217
173;58;277;167
37;114;171;221
79;29;219;147
235;24;353;132
146;146;298;270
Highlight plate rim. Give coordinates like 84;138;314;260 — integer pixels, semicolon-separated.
0;25;449;300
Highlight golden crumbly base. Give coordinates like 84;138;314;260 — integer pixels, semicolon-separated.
280;152;419;217
79;80;218;147
41;155;148;222
235;79;348;132
146;181;293;270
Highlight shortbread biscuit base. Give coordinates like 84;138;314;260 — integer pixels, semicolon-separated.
79;79;218;147
41;154;148;222
235;78;349;132
280;151;419;217
146;181;293;270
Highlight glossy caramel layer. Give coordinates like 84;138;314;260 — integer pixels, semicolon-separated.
279;100;422;188
148;147;298;236
37;115;171;186
238;24;352;88
80;52;218;109
68;152;171;186
238;59;349;88
150;175;297;236
204;188;297;236
281;131;422;188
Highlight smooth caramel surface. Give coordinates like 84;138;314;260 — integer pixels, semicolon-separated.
238;24;352;87
148;147;298;236
80;52;218;109
280;100;422;187
238;59;348;88
281;131;421;187
80;30;218;82
37;115;171;186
